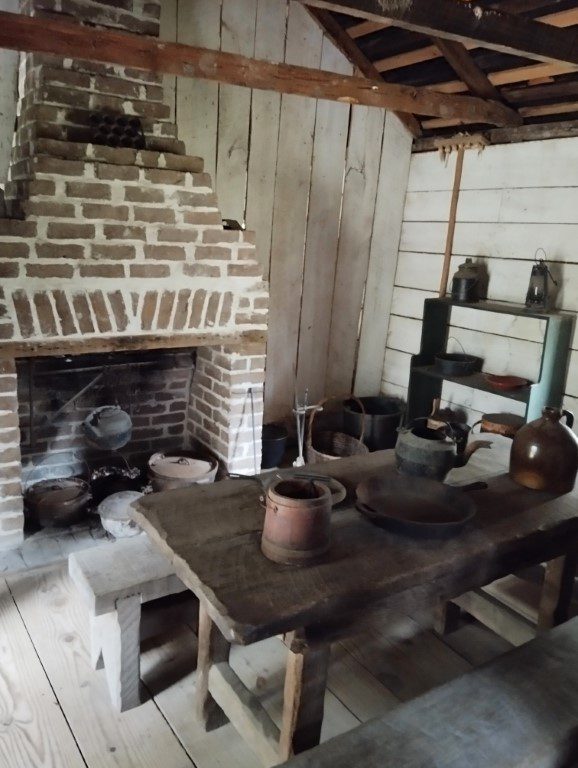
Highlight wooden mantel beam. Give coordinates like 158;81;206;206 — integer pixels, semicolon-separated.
0;11;520;127
301;0;578;67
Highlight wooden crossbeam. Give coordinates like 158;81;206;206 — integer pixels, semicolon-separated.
430;37;510;103
306;7;422;136
302;0;578;66
0;11;520;127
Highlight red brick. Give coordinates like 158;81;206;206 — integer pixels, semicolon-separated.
72;293;95;334
202;230;241;244
124;187;165;203
12;291;35;338
144;245;185;261
183;264;221;278
144;169;186;185
103;224;146;240
0;360;15;375
47;223;95;239
182;211;222;226
0;220;36;237
236;313;266;325
34;156;86;176
130;264;170;278
108;291;129;331
0;243;29;258
173;289;191;331
80;264;124;278
66;181;112;199
205;292;220;327
33;293;58;336
228;263;262;277
91;244;136;260
36;242;85;259
156;291;175;330
176;191;217;208
0;412;18;430
96;164;139;182
219;292;233;325
141;291;158;331
254;297;269;309
0;263;20;278
89;291;113;333
134;207;175;224
157;227;198;243
195;245;233;261
26;264;74;278
24;200;75;217
52;290;77;335
82;204;129;221
0;324;14;340
189;290;207;329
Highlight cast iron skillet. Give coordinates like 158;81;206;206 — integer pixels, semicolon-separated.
434;353;483;377
356;473;485;539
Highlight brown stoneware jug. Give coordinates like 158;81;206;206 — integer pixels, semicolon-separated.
510;407;578;493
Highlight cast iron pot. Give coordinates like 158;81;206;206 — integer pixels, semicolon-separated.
434;353;483;377
261;424;289;469
342;396;403;451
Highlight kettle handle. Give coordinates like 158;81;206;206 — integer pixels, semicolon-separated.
405;416;457;443
563;410;574;429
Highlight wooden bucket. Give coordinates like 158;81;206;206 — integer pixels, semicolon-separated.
306;395;368;464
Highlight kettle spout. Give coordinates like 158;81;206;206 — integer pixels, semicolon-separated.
455;440;492;467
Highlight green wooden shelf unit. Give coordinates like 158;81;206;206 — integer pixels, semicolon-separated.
407;298;574;423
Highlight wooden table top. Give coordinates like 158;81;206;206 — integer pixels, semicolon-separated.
132;449;578;645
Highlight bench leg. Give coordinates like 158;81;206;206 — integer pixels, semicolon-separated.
433;600;461;636
98;594;142;712
195;602;230;731
278;639;330;761
89;614;104;670
538;552;578;630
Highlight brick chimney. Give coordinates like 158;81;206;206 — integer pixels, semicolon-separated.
0;0;269;549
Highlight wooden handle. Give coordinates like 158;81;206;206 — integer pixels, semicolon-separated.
439;146;465;298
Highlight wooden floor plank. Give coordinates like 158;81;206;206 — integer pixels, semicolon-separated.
6;565;195;768
140;625;258;768
341;616;472;703
0;578;85;768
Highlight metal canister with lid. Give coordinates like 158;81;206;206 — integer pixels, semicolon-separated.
451;258;481;303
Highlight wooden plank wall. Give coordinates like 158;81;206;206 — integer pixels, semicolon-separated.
381;136;578;430
160;0;412;422
0;0;18;187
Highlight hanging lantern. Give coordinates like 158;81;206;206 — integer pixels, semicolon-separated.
525;249;557;311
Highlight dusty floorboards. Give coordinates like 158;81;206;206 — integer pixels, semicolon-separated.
0;562;511;768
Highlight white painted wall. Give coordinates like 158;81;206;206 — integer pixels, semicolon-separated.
0;0;18;188
381;136;578;430
161;0;412;420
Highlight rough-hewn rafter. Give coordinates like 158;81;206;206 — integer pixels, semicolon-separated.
0;11;521;127
306;7;422;136
302;0;578;66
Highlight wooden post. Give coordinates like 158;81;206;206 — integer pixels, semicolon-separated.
195;602;231;730
537;552;578;630
433;600;461;636
438;145;465;298
98;594;142;712
279;635;330;760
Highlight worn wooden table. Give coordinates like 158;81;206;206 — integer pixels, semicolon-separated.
132;449;578;766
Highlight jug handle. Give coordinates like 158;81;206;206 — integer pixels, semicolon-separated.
563;410;574;429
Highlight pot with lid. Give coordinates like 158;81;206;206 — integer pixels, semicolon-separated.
451;258;481;303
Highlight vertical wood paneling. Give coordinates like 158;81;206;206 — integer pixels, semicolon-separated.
325;106;385;397
355;113;412;397
245;0;287;278
264;1;323;421
176;0;222;182
295;36;352;404
216;0;258;222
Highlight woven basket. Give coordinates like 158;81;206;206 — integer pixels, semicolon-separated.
307;395;369;464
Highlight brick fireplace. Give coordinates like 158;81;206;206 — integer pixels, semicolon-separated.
0;0;269;549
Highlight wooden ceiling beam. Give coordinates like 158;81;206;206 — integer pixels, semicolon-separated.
302;0;578;66
0;11;521;127
307;8;421;135
347;19;391;38
427;62;577;95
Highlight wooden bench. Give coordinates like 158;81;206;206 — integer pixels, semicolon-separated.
282;617;578;768
69;534;188;712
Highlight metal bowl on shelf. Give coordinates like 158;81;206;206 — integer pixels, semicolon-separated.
434;353;483;377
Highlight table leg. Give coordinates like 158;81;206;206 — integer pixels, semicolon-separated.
433;600;461;636
538;552;578;630
195;602;230;730
278;638;330;761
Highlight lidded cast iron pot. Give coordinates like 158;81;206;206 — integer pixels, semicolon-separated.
451;258;481;303
510;407;578;493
